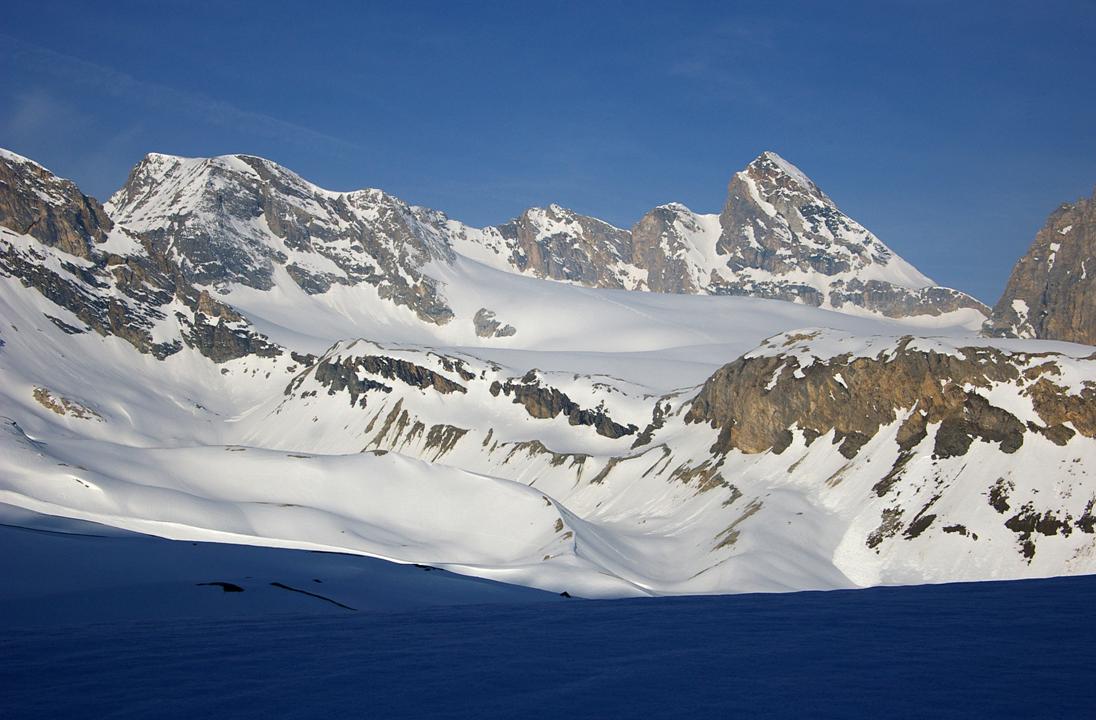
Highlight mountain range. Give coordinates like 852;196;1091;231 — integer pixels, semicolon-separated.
1;145;1093;598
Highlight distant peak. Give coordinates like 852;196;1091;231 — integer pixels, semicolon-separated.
654;201;695;214
747;151;816;190
521;204;573;221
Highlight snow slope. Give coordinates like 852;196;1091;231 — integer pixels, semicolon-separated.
0;147;1093;603
0;504;558;626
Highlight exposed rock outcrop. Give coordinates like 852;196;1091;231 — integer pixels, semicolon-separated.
629;203;716;294
0;150;280;362
300;353;466;406
176;290;281;363
0;149;112;258
493;204;639;289
829;280;989;318
490;372;638;439
473;308;516;338
685;331;1095;459
984;188;1096;345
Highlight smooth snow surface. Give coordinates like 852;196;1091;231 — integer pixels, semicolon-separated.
3;573;1094;719
0;505;557;625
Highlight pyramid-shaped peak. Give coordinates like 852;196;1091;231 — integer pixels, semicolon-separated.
747;151;817;190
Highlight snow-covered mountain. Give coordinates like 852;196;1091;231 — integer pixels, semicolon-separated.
98;147;987;327
710;152;987;317
459;151;987;320
1;146;1093;599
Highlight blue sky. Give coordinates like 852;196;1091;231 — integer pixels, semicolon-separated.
3;0;1094;303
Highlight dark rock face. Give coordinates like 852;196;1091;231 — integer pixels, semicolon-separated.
685;334;1095;459
296;352;466;408
176;290;281;363
630;204;706;294
490;373;638;439
984;189;1096;345
347;355;467;394
0;152;173;356
308;359;393;407
0;150;112;259
717;153;883;278
0;237;176;357
709;278;825;306
494;205;636;289
108;153;455;324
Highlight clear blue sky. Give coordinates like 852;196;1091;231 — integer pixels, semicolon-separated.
3;1;1094;303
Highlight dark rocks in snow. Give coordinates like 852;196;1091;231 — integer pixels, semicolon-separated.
197;581;245;592
473;308;517;338
490;376;638;439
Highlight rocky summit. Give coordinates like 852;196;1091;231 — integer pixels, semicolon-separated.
984;188;1096;345
1;145;1094;598
711;153;988;318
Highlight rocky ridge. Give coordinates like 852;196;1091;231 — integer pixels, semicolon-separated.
1;146;991;373
450;153;988;320
108;152;455;324
100;147;986;323
684;330;1095;459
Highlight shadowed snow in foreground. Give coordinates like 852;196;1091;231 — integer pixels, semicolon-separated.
3;574;1094;719
1;507;1094;719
